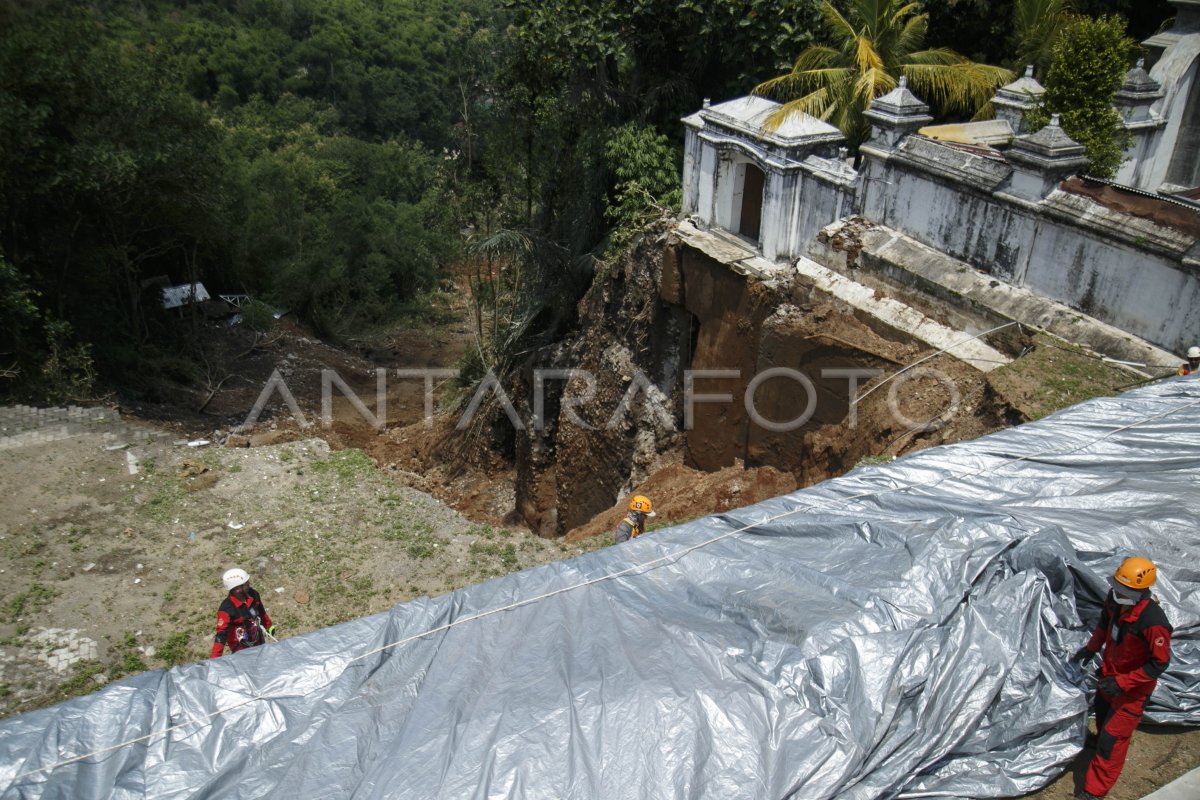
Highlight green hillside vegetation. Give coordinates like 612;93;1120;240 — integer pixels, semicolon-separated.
0;0;1174;403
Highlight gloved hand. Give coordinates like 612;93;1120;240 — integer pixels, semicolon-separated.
267;625;276;637
1071;646;1094;663
1097;675;1121;696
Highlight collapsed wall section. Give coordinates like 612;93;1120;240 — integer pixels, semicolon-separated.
513;220;1013;537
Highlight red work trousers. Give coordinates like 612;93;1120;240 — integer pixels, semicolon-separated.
1083;690;1147;797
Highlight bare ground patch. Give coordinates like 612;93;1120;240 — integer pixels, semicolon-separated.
0;431;581;718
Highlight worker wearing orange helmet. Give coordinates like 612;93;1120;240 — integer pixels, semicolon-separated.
614;495;656;544
1071;556;1172;800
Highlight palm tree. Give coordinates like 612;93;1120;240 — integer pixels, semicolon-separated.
1013;0;1073;77
753;0;1012;155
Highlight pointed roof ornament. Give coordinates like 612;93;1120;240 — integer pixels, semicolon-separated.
1114;57;1164;126
863;75;933;147
869;74;931;117
1113;57;1161;97
1118;58;1161;94
997;65;1046;100
1008;113;1087;168
1018;113;1085;153
992;65;1045;136
1005;113;1089;201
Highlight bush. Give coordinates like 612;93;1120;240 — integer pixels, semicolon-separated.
602;123;682;248
240;299;277;333
1027;15;1136;178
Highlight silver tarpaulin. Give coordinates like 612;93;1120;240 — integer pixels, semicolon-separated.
2;379;1198;799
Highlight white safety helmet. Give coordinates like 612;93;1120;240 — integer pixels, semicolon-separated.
1188;346;1200;359
222;567;250;592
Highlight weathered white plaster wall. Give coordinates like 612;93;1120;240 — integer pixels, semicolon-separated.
681;95;1199;356
679;97;845;262
1139;38;1200;191
857;143;1200;353
681;123;704;216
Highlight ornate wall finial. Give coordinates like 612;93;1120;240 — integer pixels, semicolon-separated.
702;97;711;109
1049;113;1061;127
1025;65;1034;78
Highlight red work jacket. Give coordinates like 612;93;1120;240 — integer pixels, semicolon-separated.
211;588;273;658
1084;593;1172;697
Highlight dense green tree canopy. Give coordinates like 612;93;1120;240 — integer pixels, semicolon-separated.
0;0;1181;401
919;0;1172;67
0;3;223;385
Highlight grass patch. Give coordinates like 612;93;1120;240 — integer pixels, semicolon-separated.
6;583;58;634
383;518;441;560
468;541;518;572
157;631;192;667
988;334;1139;421
141;479;186;523
46;634;150;708
855;454;895;468
405;533;439;560
53;659;107;703
311;449;376;482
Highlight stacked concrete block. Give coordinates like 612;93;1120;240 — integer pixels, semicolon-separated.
30;628;100;674
0;403;173;451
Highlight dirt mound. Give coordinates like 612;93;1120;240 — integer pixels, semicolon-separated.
565;461;798;543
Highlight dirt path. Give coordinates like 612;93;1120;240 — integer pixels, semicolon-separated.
1022;724;1200;799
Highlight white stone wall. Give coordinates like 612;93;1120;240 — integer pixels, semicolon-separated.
857;151;1200;354
680;96;1198;357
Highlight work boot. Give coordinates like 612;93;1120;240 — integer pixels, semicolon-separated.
1074;791;1103;800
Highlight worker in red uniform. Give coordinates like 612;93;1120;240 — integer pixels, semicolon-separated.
211;567;275;658
1072;556;1172;800
1176;346;1200;375
614;495;656;544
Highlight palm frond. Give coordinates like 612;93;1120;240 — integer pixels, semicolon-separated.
766;0;1010;148
820;1;859;48
904;47;970;67
972;100;997;122
754;66;849;100
753;45;843;98
903;62;1013;113
895;13;927;58
764;87;840;130
792;44;845;73
467;228;533;260
1014;0;1072;73
1014;0;1072;32
854;35;885;74
890;2;924;26
852;67;894;107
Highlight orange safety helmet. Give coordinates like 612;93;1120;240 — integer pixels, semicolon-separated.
1113;556;1156;590
629;495;656;517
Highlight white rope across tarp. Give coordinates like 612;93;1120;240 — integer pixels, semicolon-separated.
7;388;1199;790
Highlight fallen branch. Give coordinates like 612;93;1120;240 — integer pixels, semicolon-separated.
236;331;285;360
197;374;234;414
